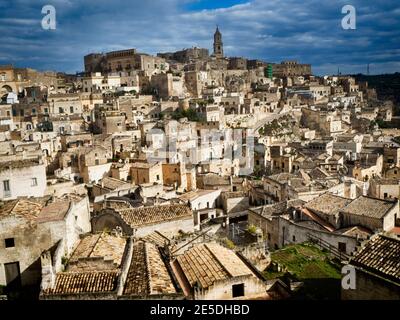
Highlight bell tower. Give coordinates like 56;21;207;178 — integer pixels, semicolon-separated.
213;26;223;58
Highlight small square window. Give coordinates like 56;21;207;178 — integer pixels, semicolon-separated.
31;178;38;186
5;238;15;248
232;283;245;298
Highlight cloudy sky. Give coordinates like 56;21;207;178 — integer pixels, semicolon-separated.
0;0;399;75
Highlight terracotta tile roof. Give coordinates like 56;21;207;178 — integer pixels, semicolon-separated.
250;202;287;218
336;226;373;239
116;204;192;228
178;189;219;202
123;241;176;296
0;159;42;172
141;231;170;247
100;177;131;190
36;200;71;223
175;242;253;290
341;196;396;219
308;167;330;179
350;235;400;283
304;192;352;216
301;207;336;232
44;271;119;295
0;195;85;223
69;233;127;268
0;199;44;220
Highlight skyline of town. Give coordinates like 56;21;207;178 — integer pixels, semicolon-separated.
1;0;400;75
0;0;399;306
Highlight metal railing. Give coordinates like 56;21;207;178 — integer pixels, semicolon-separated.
306;233;350;261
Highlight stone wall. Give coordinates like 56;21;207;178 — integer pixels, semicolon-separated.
0;163;46;200
341;267;400;300
194;275;267;300
278;217;359;255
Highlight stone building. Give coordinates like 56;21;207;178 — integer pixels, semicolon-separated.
48;93;83;115
130;161;163;185
213;26;224;58
340;196;397;232
0;194;91;295
78;146;112;184
158;47;209;63
303;192;352;229
273;61;312;77
0;65;57;96
94;108;126;135
247;198;369;255
82;73;121;94
150;73;173;99
92;203;194;237
40;232;127;300
228;57;247;70
221;191;250;217
162;162;196;192
170;242;269;300
341;234;400;300
0;159;46;200
121;240;182;299
368;177;400;200
40;233;184;300
84;49;166;77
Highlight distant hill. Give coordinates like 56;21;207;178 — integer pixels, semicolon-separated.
353;72;400;104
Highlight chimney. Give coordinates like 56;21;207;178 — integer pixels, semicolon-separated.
40;251;56;291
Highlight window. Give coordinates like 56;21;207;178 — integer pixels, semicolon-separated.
5;238;15;248
59;107;64;114
95;159;99;165
338;242;346;253
232;283;245;298
156;174;160;181
3;180;10;191
292;235;296;242
384;193;388;198
70;106;74;113
31;178;38;187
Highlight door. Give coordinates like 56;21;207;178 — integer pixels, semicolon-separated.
5;262;21;288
